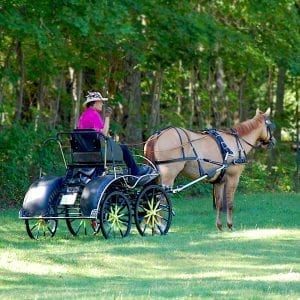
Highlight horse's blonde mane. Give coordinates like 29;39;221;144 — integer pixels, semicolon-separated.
233;113;264;137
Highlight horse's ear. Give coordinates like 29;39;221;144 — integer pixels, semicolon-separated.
255;108;261;116
265;107;271;117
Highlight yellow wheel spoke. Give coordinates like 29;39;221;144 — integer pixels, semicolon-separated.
108;205;126;231
143;197;163;228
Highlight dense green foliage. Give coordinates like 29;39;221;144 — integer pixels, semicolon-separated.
0;1;299;204
0;123;58;205
0;193;299;299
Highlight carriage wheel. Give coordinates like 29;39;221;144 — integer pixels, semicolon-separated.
66;218;97;236
134;185;172;236
25;185;60;239
65;207;97;236
99;191;131;239
25;213;58;240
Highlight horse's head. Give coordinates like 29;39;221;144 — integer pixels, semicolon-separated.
256;108;276;149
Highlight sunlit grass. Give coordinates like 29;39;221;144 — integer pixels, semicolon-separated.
0;192;299;299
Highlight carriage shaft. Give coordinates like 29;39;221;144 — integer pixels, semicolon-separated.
171;165;225;194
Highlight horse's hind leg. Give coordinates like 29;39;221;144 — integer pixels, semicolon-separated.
212;185;226;211
213;182;225;231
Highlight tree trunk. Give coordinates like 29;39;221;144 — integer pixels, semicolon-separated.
238;72;248;122
34;77;47;130
194;65;204;130
188;68;196;128
149;68;163;134
52;74;64;127
268;65;286;177
69;67;83;129
266;66;275;114
177;61;183;117
123;53;142;145
15;41;25;122
215;57;225;128
0;40;15;107
295;77;299;192
274;65;286;142
207;65;214;128
74;69;83;129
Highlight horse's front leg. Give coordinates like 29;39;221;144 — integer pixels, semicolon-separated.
224;174;240;230
213;183;225;231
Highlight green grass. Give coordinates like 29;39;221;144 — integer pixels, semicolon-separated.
0;193;299;299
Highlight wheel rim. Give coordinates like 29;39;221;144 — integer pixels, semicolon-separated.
135;185;172;236
25;218;58;239
66;218;97;236
100;191;131;239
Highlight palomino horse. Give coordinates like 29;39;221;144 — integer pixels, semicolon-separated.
144;108;275;230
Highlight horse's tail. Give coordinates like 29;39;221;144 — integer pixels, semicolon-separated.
213;185;216;210
144;134;157;164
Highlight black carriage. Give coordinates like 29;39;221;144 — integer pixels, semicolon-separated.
19;129;173;239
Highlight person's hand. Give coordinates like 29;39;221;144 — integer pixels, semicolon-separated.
105;106;113;117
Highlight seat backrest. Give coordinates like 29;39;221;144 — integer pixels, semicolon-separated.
70;129;103;163
70;129;123;164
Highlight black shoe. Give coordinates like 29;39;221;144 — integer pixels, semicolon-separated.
136;166;153;176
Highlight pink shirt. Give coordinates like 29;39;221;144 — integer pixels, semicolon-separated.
77;107;104;131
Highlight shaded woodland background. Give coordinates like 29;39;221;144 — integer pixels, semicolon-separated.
0;0;299;205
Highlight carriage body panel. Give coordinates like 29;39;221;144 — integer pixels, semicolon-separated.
80;175;116;216
20;175;63;217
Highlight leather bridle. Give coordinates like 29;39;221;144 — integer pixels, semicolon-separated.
239;117;276;150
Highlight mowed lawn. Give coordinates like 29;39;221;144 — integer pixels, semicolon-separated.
0;192;299;299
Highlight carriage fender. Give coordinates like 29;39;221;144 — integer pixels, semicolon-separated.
80;175;116;216
22;176;64;217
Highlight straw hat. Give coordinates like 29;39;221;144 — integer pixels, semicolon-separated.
83;91;108;106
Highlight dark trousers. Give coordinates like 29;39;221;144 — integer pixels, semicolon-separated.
120;144;139;175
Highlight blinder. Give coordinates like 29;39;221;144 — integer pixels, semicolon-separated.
262;117;276;149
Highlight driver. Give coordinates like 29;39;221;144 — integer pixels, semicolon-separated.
77;91;151;176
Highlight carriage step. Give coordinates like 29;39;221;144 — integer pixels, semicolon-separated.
90;209;98;219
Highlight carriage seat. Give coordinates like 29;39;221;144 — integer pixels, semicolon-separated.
70;129;124;165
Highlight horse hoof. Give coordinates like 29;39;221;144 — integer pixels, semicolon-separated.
217;224;222;231
227;224;233;231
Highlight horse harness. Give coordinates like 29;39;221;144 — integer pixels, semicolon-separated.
153;126;248;182
204;129;247;164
